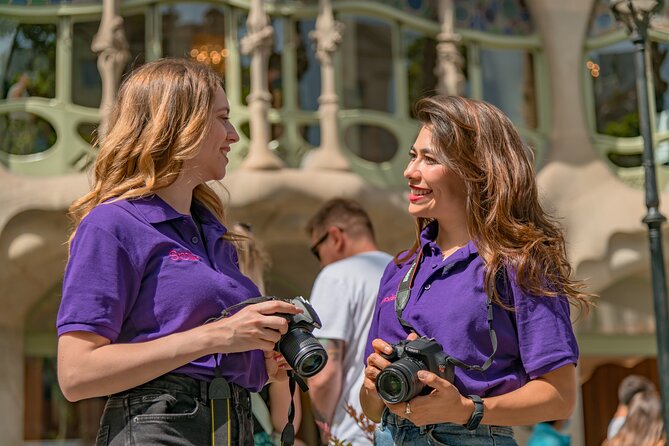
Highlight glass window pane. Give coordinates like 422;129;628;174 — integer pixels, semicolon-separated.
345;123;398;163
362;0;438;20
454;0;534;35
2;22;56;99
340;16;394;113
404;29;438;117
480;48;537;128
72;14;146;108
162;4;227;79
588;42;639;137
0;112;56;155
297;19;319;112
587;0;621;38
652;42;669;164
237;11;251;106
269;18;284;110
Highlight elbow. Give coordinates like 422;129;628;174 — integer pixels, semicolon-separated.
557;389;577;420
58;366;89;402
58;377;83;402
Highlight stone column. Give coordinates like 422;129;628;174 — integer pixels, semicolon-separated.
92;0;130;140
303;0;350;171
240;0;284;170
436;0;464;96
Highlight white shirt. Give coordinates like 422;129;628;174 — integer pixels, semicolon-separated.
310;250;393;446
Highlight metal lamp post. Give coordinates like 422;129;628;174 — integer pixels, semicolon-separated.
609;0;669;436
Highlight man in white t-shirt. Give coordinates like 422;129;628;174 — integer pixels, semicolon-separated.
306;198;392;446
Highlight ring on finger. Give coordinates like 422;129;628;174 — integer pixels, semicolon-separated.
405;401;412;415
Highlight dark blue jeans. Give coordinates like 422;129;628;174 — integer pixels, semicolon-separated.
95;373;254;446
375;410;517;446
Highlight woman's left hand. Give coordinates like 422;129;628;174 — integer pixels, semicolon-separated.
265;351;290;383
386;370;471;426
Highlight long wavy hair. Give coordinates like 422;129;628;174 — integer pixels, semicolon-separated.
400;95;594;313
604;390;666;446
68;58;229;240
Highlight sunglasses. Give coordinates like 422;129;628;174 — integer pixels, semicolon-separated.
310;226;344;260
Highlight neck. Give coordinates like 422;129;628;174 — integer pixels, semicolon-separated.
435;221;470;258
346;239;378;257
156;180;195;215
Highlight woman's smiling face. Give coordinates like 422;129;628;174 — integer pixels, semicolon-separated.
403;126;468;221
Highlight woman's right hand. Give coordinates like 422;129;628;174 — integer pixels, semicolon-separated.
204;300;303;354
363;338;394;396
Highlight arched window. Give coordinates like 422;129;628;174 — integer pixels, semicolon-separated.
585;0;669;189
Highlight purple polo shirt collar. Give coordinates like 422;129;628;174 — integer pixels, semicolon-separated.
132;195;226;229
417;220;478;262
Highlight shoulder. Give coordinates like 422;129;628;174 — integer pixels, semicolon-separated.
76;199;152;246
83;199;142;226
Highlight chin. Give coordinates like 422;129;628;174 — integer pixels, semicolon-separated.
407;204;429;219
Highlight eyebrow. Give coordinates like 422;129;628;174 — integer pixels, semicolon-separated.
410;145;433;155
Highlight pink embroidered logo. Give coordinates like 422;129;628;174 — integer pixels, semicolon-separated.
381;294;397;304
168;249;200;262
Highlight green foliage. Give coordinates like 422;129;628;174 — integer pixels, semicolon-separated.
602;111;640;138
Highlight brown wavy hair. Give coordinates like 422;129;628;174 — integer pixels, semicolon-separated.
68;58;230;240
400;95;594;313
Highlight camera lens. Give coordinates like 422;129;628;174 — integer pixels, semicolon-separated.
299;352;325;376
376;358;425;403
278;327;329;378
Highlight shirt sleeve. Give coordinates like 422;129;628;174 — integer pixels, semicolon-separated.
511;279;579;379
362;260;399;366
56;221;142;341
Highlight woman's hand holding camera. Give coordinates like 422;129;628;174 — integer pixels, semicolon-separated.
204;300;302;354
385;370;471;426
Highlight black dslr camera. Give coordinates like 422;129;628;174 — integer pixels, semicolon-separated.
271;295;328;378
376;336;454;403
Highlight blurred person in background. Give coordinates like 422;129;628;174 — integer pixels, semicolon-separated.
603;390;665;446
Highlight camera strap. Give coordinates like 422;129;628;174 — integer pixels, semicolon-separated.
394;249;498;372
205;295;306;446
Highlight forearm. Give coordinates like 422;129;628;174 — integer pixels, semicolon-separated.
269;381;302;432
309;370;342;424
309;338;344;425
58;325;221;401
480;365;577;426
359;384;385;423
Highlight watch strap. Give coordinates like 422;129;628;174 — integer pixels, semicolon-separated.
463;394;484;430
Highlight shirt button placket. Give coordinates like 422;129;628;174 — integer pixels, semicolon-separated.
191;236;199;244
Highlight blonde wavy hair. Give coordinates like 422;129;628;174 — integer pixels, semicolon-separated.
400;95;594;314
68;58;229;241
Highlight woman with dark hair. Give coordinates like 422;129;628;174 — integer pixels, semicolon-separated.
56;58;301;445
360;95;593;445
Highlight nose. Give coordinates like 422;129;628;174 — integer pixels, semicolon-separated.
403;160;418;181
227;122;240;144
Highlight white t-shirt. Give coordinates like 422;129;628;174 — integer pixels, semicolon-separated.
310;250;393;446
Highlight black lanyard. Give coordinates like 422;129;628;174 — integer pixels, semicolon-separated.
395;247;499;372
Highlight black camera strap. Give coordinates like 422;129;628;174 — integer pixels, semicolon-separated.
206;295;306;446
394;249;498;372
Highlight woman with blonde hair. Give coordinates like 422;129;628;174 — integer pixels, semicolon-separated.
56;58;301;445
360;95;594;445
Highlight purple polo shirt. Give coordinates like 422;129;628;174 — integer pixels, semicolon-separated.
364;222;578;397
57;195;267;391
